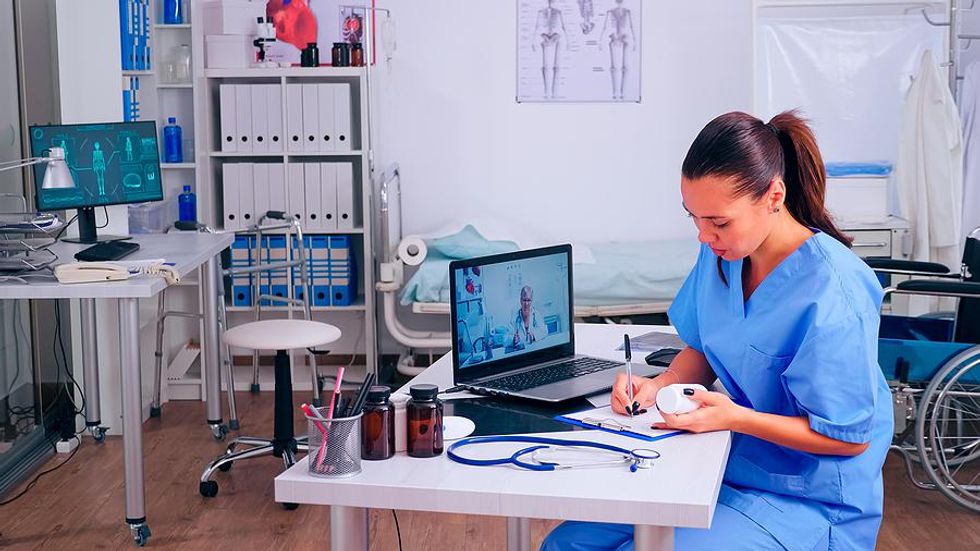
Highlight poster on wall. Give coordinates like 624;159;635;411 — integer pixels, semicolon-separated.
517;0;641;103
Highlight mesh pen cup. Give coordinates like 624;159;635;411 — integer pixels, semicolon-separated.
306;409;363;478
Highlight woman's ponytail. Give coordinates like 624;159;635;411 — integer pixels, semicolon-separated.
767;111;853;248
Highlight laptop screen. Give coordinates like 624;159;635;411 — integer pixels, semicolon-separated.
451;246;572;374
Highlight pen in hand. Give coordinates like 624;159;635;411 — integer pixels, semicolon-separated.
624;334;635;417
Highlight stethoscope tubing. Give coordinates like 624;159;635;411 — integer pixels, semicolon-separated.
447;435;659;471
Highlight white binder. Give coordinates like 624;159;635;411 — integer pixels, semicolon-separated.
287;162;306;224
316;83;336;152
336;162;355;229
302;83;319;153
222;163;241;231
250;85;268;153
268;162;286;214
234;85;253;152
304;162;323;230
319;163;339;231
286;83;303;153
238;162;255;227
219;84;237;152
332;83;352;151
252;163;270;220
267;84;283;152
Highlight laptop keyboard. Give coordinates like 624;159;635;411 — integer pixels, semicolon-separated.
481;357;622;393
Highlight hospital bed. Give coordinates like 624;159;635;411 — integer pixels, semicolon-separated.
375;164;699;358
870;228;980;513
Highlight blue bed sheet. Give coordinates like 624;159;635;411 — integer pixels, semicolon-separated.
399;226;699;307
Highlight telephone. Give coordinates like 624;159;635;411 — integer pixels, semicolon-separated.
54;261;180;285
54;262;130;284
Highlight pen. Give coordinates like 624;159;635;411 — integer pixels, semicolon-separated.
624;334;634;417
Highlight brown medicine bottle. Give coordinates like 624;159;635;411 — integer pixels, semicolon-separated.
361;386;395;460
406;384;443;458
351;43;364;67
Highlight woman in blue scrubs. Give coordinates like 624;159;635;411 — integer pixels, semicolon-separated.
542;111;893;550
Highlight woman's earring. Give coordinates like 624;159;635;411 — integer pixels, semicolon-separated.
771;207;781;214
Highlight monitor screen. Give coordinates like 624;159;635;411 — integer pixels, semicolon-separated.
30;121;163;211
453;250;572;370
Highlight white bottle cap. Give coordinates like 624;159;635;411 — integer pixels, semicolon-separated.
656;384;707;415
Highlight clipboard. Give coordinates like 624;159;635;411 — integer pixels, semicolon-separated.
555;405;685;443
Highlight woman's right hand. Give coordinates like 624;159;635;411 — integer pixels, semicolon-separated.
610;374;661;415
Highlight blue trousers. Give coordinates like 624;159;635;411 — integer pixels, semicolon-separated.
540;502;784;551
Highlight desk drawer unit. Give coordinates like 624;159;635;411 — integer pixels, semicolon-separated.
848;230;892;258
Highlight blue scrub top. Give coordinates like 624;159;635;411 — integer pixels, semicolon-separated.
668;232;894;550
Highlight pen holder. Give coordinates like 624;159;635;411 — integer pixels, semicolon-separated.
306;409;363;478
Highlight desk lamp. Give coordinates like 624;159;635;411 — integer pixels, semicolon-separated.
0;146;76;190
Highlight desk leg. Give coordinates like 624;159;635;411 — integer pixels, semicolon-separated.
634;524;673;551
506;517;531;551
118;297;151;546
80;299;106;442
201;256;226;440
330;505;368;550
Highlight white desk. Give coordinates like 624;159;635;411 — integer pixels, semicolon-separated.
276;323;731;551
0;232;233;545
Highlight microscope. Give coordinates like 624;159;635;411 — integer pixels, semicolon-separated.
253;17;277;67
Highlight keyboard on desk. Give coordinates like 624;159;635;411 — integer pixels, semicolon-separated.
480;357;622;393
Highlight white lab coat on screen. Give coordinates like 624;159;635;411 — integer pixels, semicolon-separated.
896;50;963;313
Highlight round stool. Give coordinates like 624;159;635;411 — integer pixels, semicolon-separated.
200;320;341;503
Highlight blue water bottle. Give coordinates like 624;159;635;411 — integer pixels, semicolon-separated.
178;185;197;222
163;0;184;24
163;117;183;163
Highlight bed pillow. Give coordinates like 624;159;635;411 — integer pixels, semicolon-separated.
426;224;519;259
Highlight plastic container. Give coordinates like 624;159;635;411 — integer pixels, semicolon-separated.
178;185;197;223
173;44;192;83
306;407;363;478
128;197;177;234
406;384;443;458
163;0;184;24
361;386;395;460
163;117;183;163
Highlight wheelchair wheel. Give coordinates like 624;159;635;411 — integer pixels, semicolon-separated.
915;345;980;513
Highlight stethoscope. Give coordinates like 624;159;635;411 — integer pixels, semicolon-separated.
447;435;661;473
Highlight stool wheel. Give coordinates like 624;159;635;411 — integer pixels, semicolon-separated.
282;502;299;511
200;480;219;498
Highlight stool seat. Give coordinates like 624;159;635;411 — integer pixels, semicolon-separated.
223;319;341;350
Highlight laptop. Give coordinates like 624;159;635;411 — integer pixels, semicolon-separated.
449;244;659;403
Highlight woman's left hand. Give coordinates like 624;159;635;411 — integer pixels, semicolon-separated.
652;390;748;434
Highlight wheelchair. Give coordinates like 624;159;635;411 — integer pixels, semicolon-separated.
867;228;980;513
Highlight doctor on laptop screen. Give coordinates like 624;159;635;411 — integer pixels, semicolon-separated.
453;251;570;368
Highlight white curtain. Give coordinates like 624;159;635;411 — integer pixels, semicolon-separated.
756;14;945;165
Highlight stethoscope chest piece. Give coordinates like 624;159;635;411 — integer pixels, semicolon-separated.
629;448;660;472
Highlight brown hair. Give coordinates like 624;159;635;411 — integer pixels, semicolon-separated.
681;110;852;248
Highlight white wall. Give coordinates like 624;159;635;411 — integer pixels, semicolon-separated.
373;0;754;245
54;0;143;436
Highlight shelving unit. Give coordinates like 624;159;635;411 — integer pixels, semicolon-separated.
189;4;378;389
118;0;208;402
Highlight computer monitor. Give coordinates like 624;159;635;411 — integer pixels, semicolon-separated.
29;121;163;243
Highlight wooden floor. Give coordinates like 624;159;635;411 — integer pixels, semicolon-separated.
0;392;978;550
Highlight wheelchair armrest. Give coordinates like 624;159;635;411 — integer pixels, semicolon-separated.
865;258;950;274
895;279;980;297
